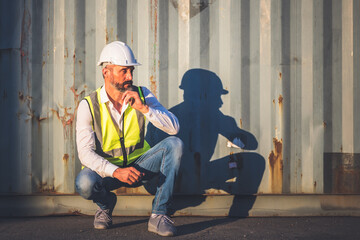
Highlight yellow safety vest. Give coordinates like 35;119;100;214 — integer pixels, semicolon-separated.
84;86;151;167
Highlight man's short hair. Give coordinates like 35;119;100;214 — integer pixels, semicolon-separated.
101;62;112;69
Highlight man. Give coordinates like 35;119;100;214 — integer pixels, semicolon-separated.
75;41;183;237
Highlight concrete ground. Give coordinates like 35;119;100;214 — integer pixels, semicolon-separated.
1;216;360;240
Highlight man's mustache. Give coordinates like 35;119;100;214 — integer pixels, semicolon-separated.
114;80;133;92
122;81;133;88
116;81;133;89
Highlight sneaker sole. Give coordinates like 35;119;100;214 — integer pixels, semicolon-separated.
148;225;174;237
94;222;112;230
94;225;109;230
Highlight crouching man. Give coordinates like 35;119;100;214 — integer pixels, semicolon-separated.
75;41;183;237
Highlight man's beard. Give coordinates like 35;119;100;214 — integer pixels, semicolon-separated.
112;80;133;92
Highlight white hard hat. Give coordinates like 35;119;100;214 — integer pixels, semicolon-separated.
97;41;141;66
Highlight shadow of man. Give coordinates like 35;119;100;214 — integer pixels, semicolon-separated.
146;69;265;220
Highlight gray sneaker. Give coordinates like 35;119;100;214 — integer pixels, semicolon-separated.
148;214;176;237
94;209;113;229
93;193;117;230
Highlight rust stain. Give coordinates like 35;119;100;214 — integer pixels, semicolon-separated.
279;72;282;80
278;94;283;117
37;181;56;193
70;86;85;109
239;118;243;128
36;115;48;128
323;121;327;128
37;181;47;191
51;86;85;128
72;51;77;80
51;108;75;127
109;28;114;41
324;152;360;194
18;91;25;102
63;153;69;163
150;0;158;99
268;137;283;193
73;50;76;82
69;210;82;215
278;94;283;104
334;167;360;194
105;28;109;43
18;91;35;122
151;0;158;33
149;75;157;98
64;48;68;58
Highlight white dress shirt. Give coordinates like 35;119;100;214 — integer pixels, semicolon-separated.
76;85;179;178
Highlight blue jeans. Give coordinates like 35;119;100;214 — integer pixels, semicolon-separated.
75;136;183;215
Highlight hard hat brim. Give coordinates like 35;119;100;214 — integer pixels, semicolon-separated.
97;62;141;67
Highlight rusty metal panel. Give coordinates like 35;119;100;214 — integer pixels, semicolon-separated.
0;0;360;202
324;153;360;194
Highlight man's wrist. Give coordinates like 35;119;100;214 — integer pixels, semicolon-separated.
107;164;120;178
139;104;149;114
112;167;120;178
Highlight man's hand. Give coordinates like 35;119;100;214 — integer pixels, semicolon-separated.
113;167;144;185
121;89;149;114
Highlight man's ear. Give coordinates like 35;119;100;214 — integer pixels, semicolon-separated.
102;67;107;75
102;67;109;78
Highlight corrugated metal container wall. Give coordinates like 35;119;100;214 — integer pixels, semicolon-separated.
0;0;359;198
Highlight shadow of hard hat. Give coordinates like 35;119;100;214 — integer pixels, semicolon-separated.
179;69;229;95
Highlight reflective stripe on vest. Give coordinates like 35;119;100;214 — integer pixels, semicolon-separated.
84;86;150;166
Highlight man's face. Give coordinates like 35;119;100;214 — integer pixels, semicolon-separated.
105;65;134;92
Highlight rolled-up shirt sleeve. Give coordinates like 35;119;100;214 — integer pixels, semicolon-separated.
142;87;180;135
76;100;118;178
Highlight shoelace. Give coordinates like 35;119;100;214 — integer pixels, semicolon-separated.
96;209;112;222
161;215;174;225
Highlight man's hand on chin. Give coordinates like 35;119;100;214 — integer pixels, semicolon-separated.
121;89;149;114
